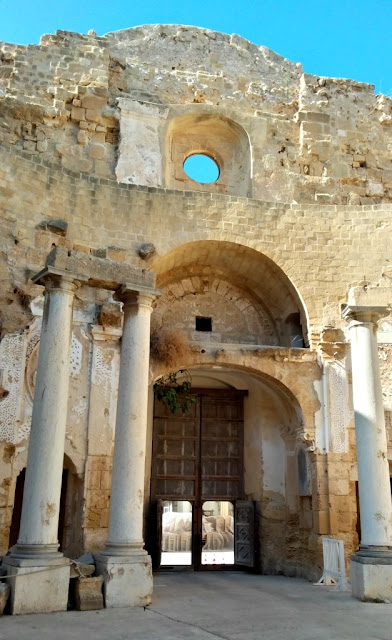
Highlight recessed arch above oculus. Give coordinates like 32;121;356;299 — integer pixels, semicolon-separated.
166;112;252;197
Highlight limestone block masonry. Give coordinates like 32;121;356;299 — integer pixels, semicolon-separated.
1;24;392;612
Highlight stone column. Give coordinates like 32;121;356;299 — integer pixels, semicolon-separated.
4;267;85;615
96;286;158;608
343;305;392;601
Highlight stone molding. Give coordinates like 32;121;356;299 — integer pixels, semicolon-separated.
43;247;156;291
342;304;391;326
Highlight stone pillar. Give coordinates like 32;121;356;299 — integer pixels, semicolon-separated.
4;267;85;615
96;286;158;608
84;324;121;551
343;305;392;601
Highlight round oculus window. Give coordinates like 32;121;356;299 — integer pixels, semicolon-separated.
183;154;219;184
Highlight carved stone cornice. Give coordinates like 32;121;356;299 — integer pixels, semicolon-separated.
342;304;390;327
31;266;88;291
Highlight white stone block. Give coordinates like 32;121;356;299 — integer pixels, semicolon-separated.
351;557;392;602
3;557;70;615
95;553;153;608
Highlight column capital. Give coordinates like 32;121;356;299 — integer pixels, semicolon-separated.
114;284;161;308
32;266;88;292
342;304;390;327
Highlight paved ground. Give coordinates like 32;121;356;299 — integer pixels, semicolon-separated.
1;572;391;640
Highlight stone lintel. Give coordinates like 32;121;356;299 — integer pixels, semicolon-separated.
32;265;88;287
44;247;155;291
347;284;392;308
189;343;318;362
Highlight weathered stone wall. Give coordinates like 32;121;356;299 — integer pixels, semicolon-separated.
0;146;391;341
0;25;391;577
2;26;392;204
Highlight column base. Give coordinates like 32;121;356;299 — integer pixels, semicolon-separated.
95;552;153;608
351;553;392;602
2;555;70;614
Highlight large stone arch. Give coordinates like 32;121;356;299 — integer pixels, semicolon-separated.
150;239;310;347
146;356;323;578
150;349;320;439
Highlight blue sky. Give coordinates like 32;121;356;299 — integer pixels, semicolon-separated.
1;0;391;95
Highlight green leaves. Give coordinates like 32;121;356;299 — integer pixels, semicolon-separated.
154;370;197;414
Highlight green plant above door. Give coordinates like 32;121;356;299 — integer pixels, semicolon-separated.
153;370;197;414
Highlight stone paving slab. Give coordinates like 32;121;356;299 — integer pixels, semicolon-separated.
0;573;391;640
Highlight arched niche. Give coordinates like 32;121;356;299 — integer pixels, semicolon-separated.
165;112;252;196
150;240;309;347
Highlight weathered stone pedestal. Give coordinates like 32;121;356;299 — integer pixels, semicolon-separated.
351;554;392;602
95;553;152;608
3;556;70;615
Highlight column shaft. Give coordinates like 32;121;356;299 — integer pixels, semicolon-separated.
105;292;153;553
348;314;392;549
16;277;77;556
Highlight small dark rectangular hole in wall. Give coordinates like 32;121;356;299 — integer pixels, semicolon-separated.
196;316;212;332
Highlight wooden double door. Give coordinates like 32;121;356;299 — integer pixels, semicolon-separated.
149;389;254;570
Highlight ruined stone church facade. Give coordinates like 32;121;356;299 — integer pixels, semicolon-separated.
0;25;391;613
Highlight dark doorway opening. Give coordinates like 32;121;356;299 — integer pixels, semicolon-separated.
9;468;68;551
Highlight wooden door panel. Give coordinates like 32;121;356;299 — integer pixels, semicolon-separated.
200;395;243;500
156;438;196;457
151;391;246;568
154;399;198;419
156;479;195;498
202;479;241;499
155;499;163;569
152;398;200;500
201;421;241;438
201;459;240;475
201;440;241;457
202;401;243;420
156;459;196;476
235;500;255;567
